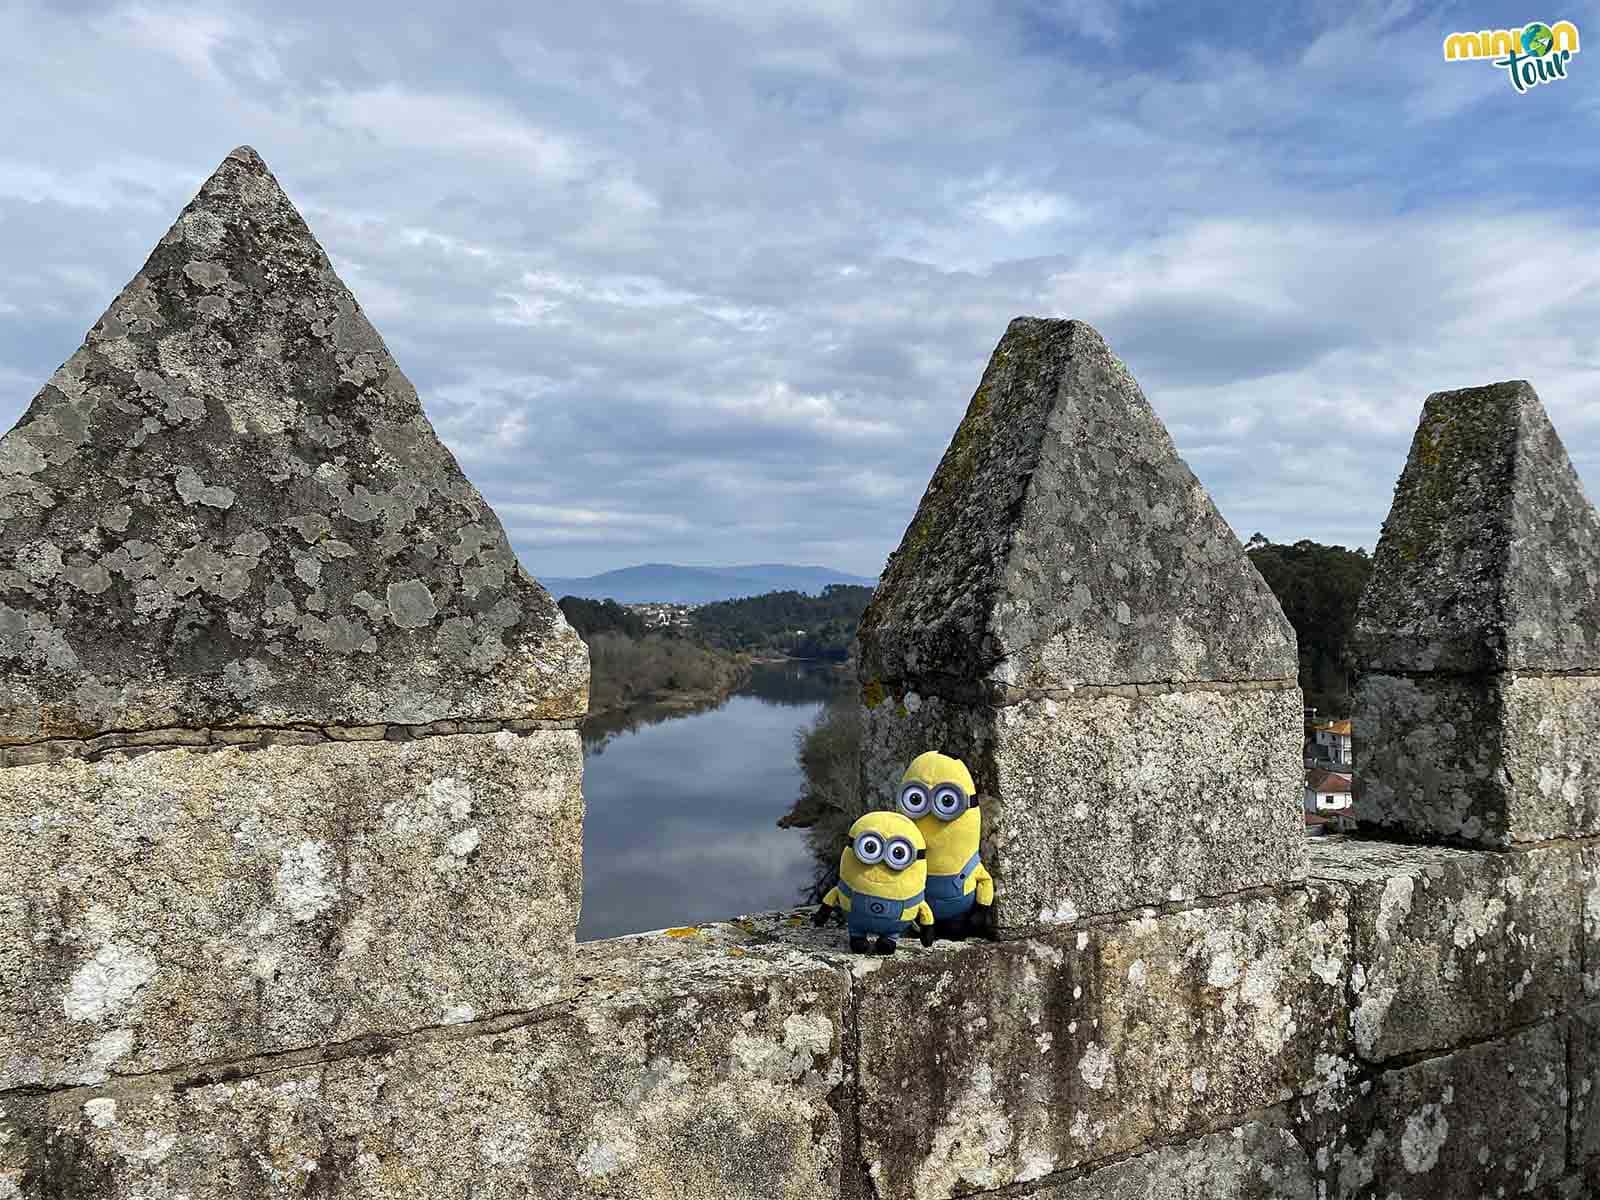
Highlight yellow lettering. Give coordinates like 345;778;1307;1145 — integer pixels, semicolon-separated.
1443;31;1483;59
1488;29;1517;56
1552;20;1581;53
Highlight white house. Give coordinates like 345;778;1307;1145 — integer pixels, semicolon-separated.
1312;718;1353;765
1305;767;1354;816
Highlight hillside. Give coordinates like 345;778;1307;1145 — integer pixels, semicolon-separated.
540;563;876;605
1245;535;1372;717
692;585;874;660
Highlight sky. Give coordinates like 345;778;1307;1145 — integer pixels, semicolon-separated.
2;0;1597;579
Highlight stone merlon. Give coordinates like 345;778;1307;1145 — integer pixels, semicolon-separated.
858;317;1297;694
0;146;588;743
1353;380;1600;845
1353;378;1600;675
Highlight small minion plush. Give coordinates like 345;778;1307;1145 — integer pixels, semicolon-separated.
896;751;995;938
813;811;934;954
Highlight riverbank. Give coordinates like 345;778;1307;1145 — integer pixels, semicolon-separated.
584;678;746;726
581;656;852;758
587;651;851;723
584;632;751;718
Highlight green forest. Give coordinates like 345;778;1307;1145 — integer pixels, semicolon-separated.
557;596;746;714
1244;536;1372;717
556;596;649;640
556;588;873;716
690;585;874;660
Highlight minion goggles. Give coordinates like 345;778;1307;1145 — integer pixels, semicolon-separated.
851;831;926;871
897;780;980;822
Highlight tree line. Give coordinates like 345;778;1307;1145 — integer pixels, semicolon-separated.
557;596;745;715
690;585;874;660
1244;535;1372;718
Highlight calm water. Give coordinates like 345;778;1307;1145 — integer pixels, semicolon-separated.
577;661;844;940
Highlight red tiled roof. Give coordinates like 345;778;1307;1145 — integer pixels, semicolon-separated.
1306;768;1353;794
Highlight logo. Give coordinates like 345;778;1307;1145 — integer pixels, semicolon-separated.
1443;20;1580;92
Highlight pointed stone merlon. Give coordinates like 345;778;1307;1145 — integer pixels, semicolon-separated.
0;147;588;1090
1353;380;1600;846
858;318;1305;931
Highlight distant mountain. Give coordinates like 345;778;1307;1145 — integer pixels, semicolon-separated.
539;563;877;605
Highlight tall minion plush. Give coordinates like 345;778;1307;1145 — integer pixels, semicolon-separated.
812;812;935;954
896;751;995;938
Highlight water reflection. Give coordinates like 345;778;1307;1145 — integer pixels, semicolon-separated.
577;661;848;940
738;659;849;707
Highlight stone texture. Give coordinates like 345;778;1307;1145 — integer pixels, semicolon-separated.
1;730;582;1090
20;926;847;1200
858;317;1296;693
1353;380;1600;674
1533;1164;1600;1200
1309;839;1579;1062
1353;382;1600;849
1308;1023;1566;1199
1571;1006;1600;1168
1354;672;1600;845
862;684;1306;927
1;1096;39;1198
0;146;587;743
1584;848;1600;999
1031;1121;1313;1200
747;885;1347;1200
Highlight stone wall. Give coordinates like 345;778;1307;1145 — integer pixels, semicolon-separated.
13;839;1599;1199
3;150;1595;1199
0;147;587;1129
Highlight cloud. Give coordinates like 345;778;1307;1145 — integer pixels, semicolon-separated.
94;3;238;79
970;187;1082;232
2;0;1597;580
313;87;588;181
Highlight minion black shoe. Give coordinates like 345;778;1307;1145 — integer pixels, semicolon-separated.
873;935;898;955
848;934;871;953
971;904;999;941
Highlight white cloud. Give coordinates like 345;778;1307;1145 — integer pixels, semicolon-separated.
2;0;1597;578
94;3;238;79
716;381;900;439
498;502;697;547
314;86;587;181
0;156;192;212
970;188;1081;232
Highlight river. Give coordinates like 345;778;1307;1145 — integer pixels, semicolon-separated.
576;660;846;941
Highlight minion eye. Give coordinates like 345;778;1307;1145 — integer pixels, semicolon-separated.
853;833;885;864
898;784;931;818
885;838;914;870
932;785;967;820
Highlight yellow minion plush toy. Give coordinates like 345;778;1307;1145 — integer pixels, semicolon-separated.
812;811;935;954
896;751;995;938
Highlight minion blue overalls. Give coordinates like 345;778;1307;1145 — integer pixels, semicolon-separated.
924;849;983;921
836;880;926;939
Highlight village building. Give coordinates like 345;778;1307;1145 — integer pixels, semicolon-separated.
1311;717;1353;765
1305;766;1355;835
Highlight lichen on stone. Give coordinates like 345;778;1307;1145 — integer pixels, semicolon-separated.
0;146;587;742
1354;379;1600;673
860;318;1296;694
